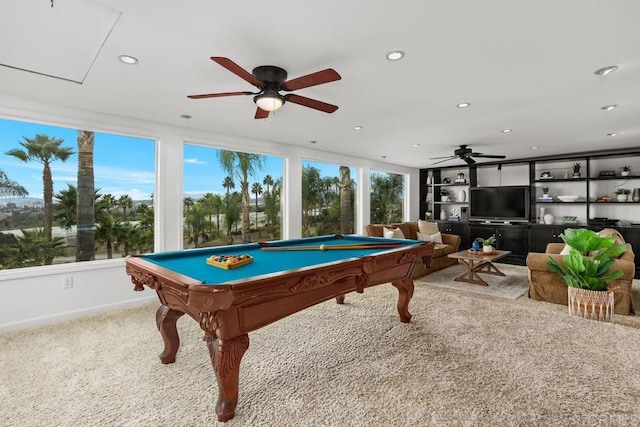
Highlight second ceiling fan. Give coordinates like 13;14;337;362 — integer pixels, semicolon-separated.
188;57;341;119
430;145;506;165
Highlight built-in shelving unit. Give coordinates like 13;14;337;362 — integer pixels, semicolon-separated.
419;148;640;276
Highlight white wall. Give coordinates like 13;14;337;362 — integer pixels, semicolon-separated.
0;94;419;333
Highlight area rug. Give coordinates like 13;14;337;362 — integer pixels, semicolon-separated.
416;262;529;299
3;283;640;426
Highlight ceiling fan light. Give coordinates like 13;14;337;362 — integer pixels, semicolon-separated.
254;93;284;112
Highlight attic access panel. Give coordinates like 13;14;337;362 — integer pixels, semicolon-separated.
0;0;121;84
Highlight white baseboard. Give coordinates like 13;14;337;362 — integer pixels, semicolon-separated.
0;295;158;334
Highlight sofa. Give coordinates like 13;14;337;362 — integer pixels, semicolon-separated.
526;242;636;315
364;221;461;279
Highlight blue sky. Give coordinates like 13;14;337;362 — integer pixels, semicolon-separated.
1;117;360;203
0;118;155;201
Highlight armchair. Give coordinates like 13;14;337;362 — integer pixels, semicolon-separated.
526;242;635;315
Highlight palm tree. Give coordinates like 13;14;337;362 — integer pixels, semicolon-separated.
262;174;274;196
223;192;242;245
5;228;66;268
210;194;223;237
5;134;74;264
183;196;194;241
338;166;353;234
118;194;134;221
0;169;28;197
100;193;116;213
301;166;322;236
77;130;95;262
217;150;266;243
200;193;219;241
54;184;77;231
222;176;235;195
94;214;120;259
370;172;405;223
251;182;263;229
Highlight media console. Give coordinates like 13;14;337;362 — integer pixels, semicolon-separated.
434;221;640;278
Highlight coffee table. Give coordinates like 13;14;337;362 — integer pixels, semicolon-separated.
447;249;511;286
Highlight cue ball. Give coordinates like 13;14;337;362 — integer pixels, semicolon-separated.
320;244;326;251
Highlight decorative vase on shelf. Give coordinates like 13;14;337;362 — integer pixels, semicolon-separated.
440;210;447;220
543;213;554;224
539;207;546;224
458;189;467;203
633;189;640;202
426;175;432;185
616;194;628;202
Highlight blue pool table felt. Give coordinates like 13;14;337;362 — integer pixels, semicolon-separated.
142;235;422;285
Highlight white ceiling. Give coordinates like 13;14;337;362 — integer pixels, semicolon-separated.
1;0;639;168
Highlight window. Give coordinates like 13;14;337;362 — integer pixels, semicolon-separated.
0;118;156;269
183;144;283;248
301;160;357;237
370;170;405;223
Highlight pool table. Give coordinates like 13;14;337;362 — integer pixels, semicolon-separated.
125;234;434;422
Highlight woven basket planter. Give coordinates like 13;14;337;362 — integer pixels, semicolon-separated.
567;287;614;322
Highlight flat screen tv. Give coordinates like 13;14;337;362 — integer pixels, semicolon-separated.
469;186;530;223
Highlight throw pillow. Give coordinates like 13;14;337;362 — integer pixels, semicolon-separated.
383;226;405;239
417;219;439;235
597;228;626;245
417;231;443;244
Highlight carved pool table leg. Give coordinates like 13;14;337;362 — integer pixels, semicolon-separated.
155;305;185;364
391;278;415;323
335;295;345;304
205;333;250;422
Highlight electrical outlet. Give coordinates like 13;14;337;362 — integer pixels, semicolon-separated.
63;276;74;289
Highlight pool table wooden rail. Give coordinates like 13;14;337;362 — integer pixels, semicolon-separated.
125;240;434;422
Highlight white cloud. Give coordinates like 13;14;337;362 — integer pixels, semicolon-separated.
184;158;206;165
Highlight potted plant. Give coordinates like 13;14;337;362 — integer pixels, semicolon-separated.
481;235;496;253
547;228;626;321
542;187;550;198
440;188;451;202
615;187;631;202
572;162;581;178
541;171;552;179
621;166;631;177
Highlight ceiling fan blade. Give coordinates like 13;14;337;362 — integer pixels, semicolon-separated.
281;69;341;91
187;91;253;99
285;94;338;113
429;155;457;159
254;107;270;119
471;154;507;159
210;57;262;87
463;157;477;165
431;157;456;165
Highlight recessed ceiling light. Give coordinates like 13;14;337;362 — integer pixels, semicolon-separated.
457;103;470;108
309;140;317;144
601;104;617;111
118;55;139;65
386;51;405;61
607;132;618;137
501;129;512;133
381;155;387;159
412;143;420;147
180;114;192;119
530;146;539;150
594;65;618;76
353;126;363;130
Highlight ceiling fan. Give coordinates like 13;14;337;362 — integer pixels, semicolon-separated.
188;57;341;119
430;145;507;165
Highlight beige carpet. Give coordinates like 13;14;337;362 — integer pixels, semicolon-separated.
417;262;529;299
2;273;640;426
